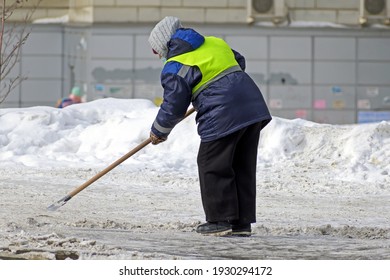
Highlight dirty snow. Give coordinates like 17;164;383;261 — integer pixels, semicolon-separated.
0;98;389;260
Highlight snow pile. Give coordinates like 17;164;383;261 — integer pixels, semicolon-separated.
0;98;389;185
260;117;390;184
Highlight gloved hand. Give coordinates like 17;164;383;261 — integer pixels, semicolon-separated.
150;131;167;145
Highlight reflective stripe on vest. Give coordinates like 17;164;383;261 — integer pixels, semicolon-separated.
166;36;242;100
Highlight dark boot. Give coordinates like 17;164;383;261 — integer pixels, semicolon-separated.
196;222;232;236
231;223;252;237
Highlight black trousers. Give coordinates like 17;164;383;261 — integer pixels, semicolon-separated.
197;122;262;224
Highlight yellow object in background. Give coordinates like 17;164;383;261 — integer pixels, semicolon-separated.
154;97;163;106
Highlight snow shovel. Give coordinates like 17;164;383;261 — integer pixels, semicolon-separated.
47;107;196;211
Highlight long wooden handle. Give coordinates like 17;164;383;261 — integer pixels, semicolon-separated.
70;106;196;198
69;138;151;197
48;107;196;211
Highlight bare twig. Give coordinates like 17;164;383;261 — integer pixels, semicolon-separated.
0;0;41;104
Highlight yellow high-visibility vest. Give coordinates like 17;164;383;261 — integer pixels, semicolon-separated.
166;36;242;99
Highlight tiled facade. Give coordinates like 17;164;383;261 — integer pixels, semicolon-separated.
10;0;390;26
2;1;390;124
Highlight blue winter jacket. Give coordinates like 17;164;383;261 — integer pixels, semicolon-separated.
151;28;271;142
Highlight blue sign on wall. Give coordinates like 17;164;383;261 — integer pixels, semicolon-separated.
358;111;390;123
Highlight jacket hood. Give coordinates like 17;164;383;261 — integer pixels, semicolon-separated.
167;28;205;59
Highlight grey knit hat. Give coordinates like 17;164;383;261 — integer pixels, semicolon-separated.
148;16;182;58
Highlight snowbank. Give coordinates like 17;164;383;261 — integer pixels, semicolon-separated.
1;98;389;186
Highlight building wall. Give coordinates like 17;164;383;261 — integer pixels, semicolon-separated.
10;0;390;26
2;23;389;125
2;1;389;123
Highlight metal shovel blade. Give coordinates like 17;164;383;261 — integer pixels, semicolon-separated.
47;195;71;211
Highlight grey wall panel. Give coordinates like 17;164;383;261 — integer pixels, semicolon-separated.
22;101;59;107
135;35;156;59
358;38;390;60
4;61;20;79
315;37;355;60
21;80;62;104
90;60;133;83
269;109;311;120
358;62;390;85
134;84;162;101
23;32;62;55
89;63;134;99
134;59;162;82
134;60;163;101
245;60;267;84
314;61;356;84
269;61;312;84
135;59;162;70
62;29;88;97
22;57;62;78
357;86;390;110
269;85;312;109
226;36;268;59
91;82;133;99
313;110;356;124
0;102;19;108
314;86;356;110
0;82;20;104
90;35;133;59
270;37;311;60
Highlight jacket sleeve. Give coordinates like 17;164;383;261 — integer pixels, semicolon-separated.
232;49;246;71
151;61;194;138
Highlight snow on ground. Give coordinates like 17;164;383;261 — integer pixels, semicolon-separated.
0;98;389;260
